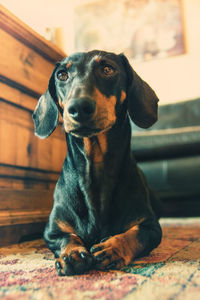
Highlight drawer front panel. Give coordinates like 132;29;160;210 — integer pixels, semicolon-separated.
0;100;66;171
0;28;55;96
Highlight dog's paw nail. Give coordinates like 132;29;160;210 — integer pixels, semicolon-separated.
90;246;103;254
63;256;68;262
55;261;64;276
100;236;111;243
55;261;62;269
80;252;87;259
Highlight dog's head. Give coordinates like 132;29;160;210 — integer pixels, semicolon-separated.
33;50;159;139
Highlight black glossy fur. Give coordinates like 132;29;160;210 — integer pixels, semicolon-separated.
32;50;162;276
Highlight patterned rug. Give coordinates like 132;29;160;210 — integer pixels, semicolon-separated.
0;218;200;300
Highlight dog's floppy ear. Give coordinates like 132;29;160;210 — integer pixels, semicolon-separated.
120;54;159;128
32;66;59;139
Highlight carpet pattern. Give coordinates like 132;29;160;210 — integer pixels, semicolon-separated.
0;218;200;300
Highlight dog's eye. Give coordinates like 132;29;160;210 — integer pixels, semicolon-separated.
57;70;68;81
103;66;114;76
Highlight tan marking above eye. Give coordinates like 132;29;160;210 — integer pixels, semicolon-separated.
94;55;101;63
66;62;72;69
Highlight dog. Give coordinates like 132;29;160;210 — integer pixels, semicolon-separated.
32;50;162;276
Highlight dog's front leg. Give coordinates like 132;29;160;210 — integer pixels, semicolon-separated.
90;218;162;270
44;220;93;276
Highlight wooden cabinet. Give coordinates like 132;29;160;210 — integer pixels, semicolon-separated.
0;5;67;246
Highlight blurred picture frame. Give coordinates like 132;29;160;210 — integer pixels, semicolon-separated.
74;0;185;62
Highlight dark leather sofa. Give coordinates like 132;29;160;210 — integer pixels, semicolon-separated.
131;98;200;217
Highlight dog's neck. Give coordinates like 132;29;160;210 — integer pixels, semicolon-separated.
66;115;131;173
65;115;132;229
83;133;107;165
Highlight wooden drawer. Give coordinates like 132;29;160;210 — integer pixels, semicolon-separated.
0;96;66;171
0;5;67;246
0;28;54;96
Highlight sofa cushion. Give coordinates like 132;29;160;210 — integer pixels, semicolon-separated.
132;126;200;160
131;98;200;160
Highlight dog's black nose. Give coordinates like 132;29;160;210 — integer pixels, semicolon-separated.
68;98;96;122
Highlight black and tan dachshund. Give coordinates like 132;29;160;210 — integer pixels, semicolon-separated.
32;50;162;276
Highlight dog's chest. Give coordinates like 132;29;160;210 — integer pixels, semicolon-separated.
81;164;112;216
75;167;116;245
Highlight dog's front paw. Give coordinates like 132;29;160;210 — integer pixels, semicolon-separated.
56;246;94;276
90;224;144;271
90;235;132;270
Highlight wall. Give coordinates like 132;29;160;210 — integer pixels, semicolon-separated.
1;0;200;104
134;0;200;104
